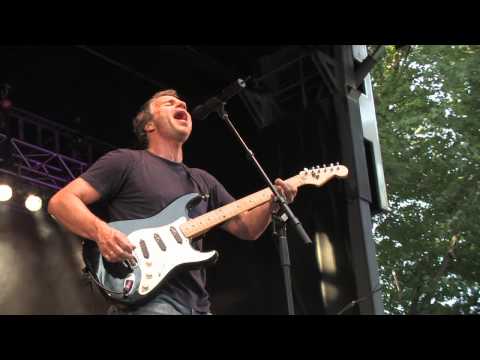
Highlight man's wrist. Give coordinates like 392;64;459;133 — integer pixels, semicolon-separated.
92;218;108;243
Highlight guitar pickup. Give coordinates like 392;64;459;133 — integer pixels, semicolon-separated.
154;233;167;251
170;227;183;244
139;239;149;259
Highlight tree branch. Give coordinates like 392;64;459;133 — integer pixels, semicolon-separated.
409;284;422;314
411;234;459;314
392;269;402;300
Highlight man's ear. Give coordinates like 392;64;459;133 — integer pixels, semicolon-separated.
144;121;154;133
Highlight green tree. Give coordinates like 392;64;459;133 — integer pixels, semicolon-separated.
371;45;480;314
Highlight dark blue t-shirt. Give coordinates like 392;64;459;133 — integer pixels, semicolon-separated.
80;148;235;312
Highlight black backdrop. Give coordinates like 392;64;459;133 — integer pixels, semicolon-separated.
0;46;366;314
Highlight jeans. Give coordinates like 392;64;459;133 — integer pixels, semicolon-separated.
107;294;212;315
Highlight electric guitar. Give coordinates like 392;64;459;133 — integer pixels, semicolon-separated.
82;164;348;305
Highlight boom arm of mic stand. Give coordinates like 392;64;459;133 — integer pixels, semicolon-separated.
215;103;312;245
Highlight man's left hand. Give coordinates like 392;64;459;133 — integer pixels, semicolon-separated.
274;178;297;204
270;178;298;213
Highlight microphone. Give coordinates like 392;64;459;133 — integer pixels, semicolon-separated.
192;78;247;120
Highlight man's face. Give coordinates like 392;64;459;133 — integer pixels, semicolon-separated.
147;95;192;144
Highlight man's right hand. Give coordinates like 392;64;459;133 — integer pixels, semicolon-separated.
95;221;136;263
47;178;137;263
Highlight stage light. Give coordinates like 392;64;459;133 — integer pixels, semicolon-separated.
25;194;42;212
0;184;13;202
0;83;12;111
0;98;12;111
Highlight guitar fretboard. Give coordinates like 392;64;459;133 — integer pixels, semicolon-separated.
180;175;304;239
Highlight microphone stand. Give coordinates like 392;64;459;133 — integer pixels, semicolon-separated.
213;100;312;315
272;211;295;314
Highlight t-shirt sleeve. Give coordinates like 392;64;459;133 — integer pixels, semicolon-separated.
80;149;133;200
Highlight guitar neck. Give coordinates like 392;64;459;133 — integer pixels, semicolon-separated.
180;175;304;239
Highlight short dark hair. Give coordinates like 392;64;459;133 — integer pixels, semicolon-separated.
132;89;179;148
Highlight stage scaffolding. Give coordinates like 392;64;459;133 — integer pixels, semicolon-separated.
0;106;113;191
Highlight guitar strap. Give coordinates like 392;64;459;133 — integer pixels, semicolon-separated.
182;164;211;203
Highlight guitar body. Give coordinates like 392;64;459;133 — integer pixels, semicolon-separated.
83;192;218;306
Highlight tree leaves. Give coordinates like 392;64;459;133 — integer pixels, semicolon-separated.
372;45;480;314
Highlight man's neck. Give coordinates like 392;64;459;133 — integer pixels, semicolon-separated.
147;141;183;163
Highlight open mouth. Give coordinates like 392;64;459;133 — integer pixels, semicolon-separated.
173;110;188;121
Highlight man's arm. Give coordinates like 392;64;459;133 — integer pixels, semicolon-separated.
221;178;298;240
48;178;135;262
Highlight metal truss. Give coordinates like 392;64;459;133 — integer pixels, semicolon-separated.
240;46;341;127
0;138;88;190
0;107;114;191
311;49;339;95
0;133;7;162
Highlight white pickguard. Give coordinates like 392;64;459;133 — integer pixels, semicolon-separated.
127;217;216;296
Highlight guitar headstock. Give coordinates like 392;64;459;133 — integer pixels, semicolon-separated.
299;163;349;187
